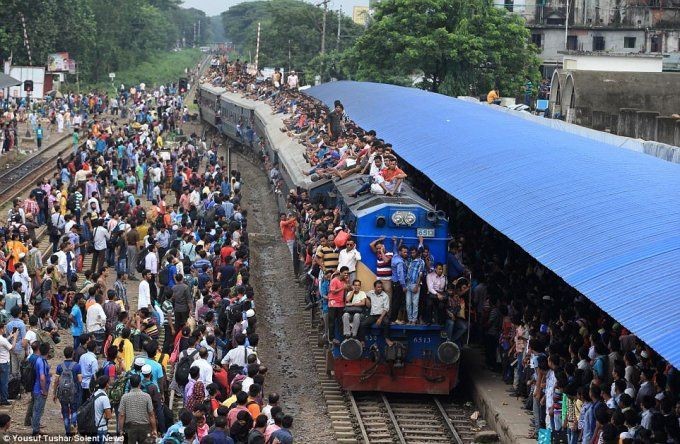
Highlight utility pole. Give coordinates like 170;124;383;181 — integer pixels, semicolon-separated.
194;22;197;46
564;0;570;50
255;22;261;74
317;0;330;81
336;7;341;52
288;39;292;73
19;13;32;66
198;19;201;44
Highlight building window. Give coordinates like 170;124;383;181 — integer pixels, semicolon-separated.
547;16;566;25
567;35;578;50
531;33;542;48
651;35;662;52
593;36;605;51
624;37;636;48
504;0;513;12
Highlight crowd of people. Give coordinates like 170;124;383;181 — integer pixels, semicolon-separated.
205;59;680;444
0;63;296;444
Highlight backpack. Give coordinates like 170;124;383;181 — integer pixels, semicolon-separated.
34;278;52;304
136;247;149;273
174;349;199;386
67;193;77;211
204;206;217;228
21;358;37;393
171;175;183;192
56;361;77;404
136;207;147;225
107;370;131;405
158;266;170;286
76;392;106;436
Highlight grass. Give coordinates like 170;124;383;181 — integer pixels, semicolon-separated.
74;48;204;93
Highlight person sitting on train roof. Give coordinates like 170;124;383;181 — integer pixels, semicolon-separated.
371;155;407;196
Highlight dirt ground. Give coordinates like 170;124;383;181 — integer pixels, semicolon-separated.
235;150;336;443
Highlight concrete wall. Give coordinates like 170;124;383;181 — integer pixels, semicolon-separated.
562;54;662;72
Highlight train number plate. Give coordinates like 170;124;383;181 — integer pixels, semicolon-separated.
416;228;435;237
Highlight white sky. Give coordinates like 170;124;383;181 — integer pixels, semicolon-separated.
180;0;368;17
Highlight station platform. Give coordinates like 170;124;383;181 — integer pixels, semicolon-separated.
462;347;534;444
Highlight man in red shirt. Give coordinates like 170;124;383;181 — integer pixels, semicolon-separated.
378;156;407;196
327;266;350;345
279;213;297;258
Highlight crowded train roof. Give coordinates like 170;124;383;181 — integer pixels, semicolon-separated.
306;81;680;368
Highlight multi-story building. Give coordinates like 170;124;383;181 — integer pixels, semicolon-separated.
503;0;680;76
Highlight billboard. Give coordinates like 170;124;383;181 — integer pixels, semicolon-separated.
47;52;70;72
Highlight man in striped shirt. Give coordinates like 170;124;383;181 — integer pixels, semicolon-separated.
316;234;340;272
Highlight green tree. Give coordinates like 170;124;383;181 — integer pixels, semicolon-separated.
344;0;539;96
221;0;363;79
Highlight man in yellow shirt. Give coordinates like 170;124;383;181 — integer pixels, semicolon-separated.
487;88;500;105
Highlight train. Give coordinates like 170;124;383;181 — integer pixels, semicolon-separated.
197;82;460;394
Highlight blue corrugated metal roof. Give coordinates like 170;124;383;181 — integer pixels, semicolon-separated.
307;81;680;368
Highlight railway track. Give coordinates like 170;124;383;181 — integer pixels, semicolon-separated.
349;392;476;444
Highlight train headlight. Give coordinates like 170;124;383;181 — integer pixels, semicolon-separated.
437;341;460;365
391;211;416;226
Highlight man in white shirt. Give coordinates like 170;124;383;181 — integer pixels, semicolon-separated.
0;324;19;405
11;262;31;304
145;245;159;275
220;333;258;368
86;294;107;334
138;270;153;311
287;71;298;90
190;347;213;385
337;240;361;282
91;221;110;273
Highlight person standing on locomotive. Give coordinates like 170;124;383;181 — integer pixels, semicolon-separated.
369;236;393;296
445;278;470;346
327;267;350;345
425;263;447;325
337;239;361;283
389;240;408;324
405;247;425;325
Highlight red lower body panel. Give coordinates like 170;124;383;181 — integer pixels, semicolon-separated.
333;358;458;394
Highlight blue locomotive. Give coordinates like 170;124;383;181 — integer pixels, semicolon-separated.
197;83;460;394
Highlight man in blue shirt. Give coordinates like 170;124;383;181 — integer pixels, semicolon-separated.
53;346;82;436
78;341;99;403
163;410;194;441
6;306;27;375
31;343;51;436
35;124;43;149
389;241;408;324
270;415;294;444
446;241;466;281
70;296;85;350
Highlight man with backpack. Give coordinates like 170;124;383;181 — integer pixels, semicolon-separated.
53;346;83;436
30;342;51;436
